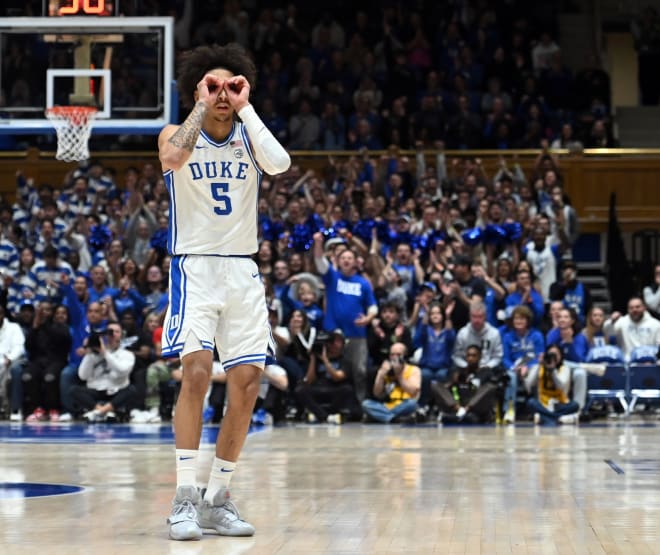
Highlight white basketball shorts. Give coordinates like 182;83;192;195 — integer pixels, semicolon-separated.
161;254;274;369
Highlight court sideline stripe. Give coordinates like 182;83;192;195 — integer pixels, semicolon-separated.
604;459;625;474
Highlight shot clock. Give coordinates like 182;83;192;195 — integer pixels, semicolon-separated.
48;0;117;17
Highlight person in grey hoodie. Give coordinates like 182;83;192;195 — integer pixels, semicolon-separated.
452;301;503;370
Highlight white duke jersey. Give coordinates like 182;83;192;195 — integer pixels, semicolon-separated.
163;122;263;255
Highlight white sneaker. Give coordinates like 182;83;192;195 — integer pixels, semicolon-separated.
198;487;255;536
83;409;103;423
503;405;515;424
10;410;22;422
558;413;578;425
455;406;467;420
533;413;541;425
168;486;203;541
58;412;73;422
130;409;150;423
326;413;342;425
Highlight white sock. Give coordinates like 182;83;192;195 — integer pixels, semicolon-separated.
205;457;236;502
175;449;198;488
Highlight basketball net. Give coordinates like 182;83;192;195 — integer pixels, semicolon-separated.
45;106;98;162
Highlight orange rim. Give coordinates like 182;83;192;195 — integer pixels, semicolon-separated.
46;106;98;116
46;106;98;126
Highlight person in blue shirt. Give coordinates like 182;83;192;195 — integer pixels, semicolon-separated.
500;305;545;423
545;306;589;416
505;268;545;329
413;300;456;409
313;232;378;402
87;265;118;304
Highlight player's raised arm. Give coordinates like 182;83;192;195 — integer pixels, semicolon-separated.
158;73;224;171
225;75;291;176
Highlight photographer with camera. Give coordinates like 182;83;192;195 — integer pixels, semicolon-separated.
361;342;421;423
70;321;137;422
525;344;579;426
294;329;362;424
431;344;498;423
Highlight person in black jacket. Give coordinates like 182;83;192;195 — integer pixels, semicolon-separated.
22;301;72;422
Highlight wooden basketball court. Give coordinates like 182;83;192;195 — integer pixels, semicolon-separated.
1;421;659;554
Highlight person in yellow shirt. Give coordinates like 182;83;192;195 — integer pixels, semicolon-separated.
361;342;421;423
525;344;580;425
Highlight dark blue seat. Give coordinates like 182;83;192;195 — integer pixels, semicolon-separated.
585;364;629;413
628;364;660;412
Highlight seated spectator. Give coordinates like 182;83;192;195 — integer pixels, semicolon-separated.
523;226;563;303
274;308;315;400
453;301;504;371
546;307;589;416
119;310;154;411
288;98;321;150
525;344;580;426
387;242;424;304
362;342;421;423
1;304;26;421
294;329;361;424
112;276;146;326
282;273;324;329
413;300;456;408
88;265;117;304
367;300;413;370
581;306;616;349
642;264;660;318
500;305;545;423
71;320;137;422
141;265;168;317
4;247;37;317
431;344;497;424
252;358;290;425
604;296;660;359
549;259;592;326
505;268;545;329
32;245;74;306
447;254;487;330
22;301;71;422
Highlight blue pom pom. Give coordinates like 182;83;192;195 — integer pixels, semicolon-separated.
503;221;523;242
150;228;169;253
461;227;483;246
88;224;113;252
306;213;325;234
483;224;508;245
260;218;285;242
288;224;313;252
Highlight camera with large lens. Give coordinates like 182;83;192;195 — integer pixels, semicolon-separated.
544;352;558;367
312;330;331;355
87;329;110;352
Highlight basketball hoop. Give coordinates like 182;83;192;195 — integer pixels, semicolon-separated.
45;106;98;162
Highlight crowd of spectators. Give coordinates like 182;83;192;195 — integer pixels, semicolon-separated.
1;0;616;150
0;146;658;425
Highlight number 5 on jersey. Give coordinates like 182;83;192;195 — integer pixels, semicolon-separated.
211;182;232;215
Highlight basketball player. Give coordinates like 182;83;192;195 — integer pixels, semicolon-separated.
158;44;291;540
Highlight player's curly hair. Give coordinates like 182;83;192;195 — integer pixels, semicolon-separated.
176;43;257;109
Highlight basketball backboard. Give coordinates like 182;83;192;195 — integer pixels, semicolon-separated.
0;16;175;135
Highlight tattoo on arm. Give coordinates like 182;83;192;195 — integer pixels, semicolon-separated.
167;101;208;150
